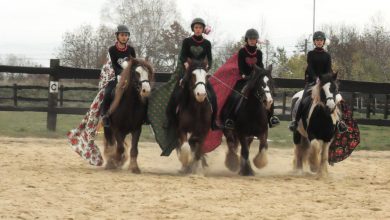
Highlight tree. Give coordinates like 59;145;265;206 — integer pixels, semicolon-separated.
102;0;179;66
57;24;114;68
154;21;190;72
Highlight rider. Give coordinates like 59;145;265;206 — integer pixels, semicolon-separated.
224;28;280;129
166;17;219;130
289;31;346;132
101;24;136;127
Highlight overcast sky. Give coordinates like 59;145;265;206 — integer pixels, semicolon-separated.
1;0;389;66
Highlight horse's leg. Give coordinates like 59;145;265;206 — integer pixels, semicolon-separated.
293;131;309;173
224;130;240;172
104;135;117;170
318;141;330;178
239;135;254;176
129;128;142;174
253;131;268;169
188;135;203;174
309;139;321;173
177;133;192;174
114;132;126;168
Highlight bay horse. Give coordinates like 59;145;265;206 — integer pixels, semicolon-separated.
103;58;154;173
169;59;213;174
291;72;341;177
221;65;274;176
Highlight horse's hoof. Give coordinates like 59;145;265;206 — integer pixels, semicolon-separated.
239;168;255;176
253;150;268;169
131;167;141;174
225;152;240;172
178;166;192;174
105;161;117;170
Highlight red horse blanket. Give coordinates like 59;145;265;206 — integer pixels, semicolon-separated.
203;53;241;153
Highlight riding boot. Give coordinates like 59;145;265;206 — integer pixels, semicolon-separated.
267;103;280;128
101;80;116;128
206;82;220;130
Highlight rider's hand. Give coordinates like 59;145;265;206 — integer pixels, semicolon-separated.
242;74;246;79
179;79;183;87
184;62;189;70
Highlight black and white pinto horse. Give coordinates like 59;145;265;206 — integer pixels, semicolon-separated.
291;72;342;177
221;65;274;176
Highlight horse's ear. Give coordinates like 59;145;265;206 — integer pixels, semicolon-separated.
203;58;208;69
332;71;338;80
267;64;273;73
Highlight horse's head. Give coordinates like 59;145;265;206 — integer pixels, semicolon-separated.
315;72;339;113
183;59;209;103
130;59;154;99
246;65;274;110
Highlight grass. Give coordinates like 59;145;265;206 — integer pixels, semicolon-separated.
0;112;389;151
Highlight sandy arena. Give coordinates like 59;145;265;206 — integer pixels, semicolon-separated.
0;137;389;219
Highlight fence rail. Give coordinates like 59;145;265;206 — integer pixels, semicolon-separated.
1;59;390;130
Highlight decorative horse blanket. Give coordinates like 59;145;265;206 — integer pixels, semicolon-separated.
66;53;115;166
203;53;242;153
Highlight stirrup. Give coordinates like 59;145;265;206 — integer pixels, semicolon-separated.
288;120;297;132
102;114;111;128
269;116;280;128
224;119;235;130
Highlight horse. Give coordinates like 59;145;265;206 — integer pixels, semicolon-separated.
103;58;154;173
168;59;213;174
221;65;274;176
291;72;341;177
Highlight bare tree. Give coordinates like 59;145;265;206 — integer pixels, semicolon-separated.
102;0;179;65
57;24;114;68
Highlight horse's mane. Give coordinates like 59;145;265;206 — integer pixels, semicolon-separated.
108;58;154;114
311;72;338;105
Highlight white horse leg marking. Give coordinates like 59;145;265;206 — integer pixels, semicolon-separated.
319;141;331;177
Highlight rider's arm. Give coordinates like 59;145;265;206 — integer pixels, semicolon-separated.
256;50;264;69
206;40;213;71
238;49;247;78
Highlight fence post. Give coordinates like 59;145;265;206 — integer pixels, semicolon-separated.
366;93;373;119
47;59;60;131
350;92;356;112
13;83;17;107
59;85;64;107
385;94;389;120
282;91;287;116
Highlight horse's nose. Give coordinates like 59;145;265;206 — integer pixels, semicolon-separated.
196;92;207;102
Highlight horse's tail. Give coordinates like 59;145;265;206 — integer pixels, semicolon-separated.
104;127;114;146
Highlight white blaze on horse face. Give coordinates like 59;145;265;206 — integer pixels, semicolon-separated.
193;69;207;102
263;76;273;109
323;82;335;110
136;66;151;97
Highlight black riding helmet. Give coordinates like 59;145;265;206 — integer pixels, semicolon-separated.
313;31;326;41
115;25;130;36
191;18;206;31
245;28;259;41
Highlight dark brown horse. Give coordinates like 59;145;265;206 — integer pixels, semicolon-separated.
103;58;154;173
169;59;212;174
221;65;274;176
